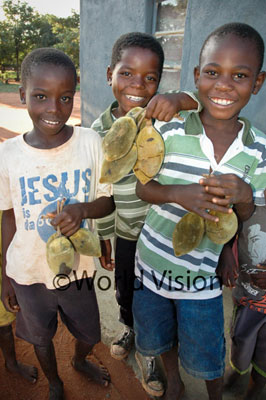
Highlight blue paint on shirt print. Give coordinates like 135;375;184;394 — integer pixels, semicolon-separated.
43;170;81;201
19;169;91;206
19;168;91;241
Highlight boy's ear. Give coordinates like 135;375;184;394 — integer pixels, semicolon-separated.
106;66;112;86
194;66;200;88
252;71;266;95
19;86;26;104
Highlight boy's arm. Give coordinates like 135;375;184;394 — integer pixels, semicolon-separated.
51;196;115;237
97;213;116;271
216;236;239;288
136;180;233;222
99;238;115;271
250;267;266;289
233;199;254;221
145;91;199;121
1;209;19;313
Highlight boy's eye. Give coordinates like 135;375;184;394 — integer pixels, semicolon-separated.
121;71;131;77
206;70;217;77
61;96;71;103
147;76;157;82
36;94;46;100
233;73;246;80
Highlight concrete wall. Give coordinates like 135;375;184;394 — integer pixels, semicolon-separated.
180;0;266;132
80;0;155;127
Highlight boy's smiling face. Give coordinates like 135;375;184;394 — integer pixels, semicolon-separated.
107;46;161;118
20;64;76;147
194;34;265;124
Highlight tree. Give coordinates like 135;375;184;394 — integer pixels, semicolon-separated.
0;20;13;72
48;11;80;68
1;1;80;80
30;15;58;49
2;0;41;80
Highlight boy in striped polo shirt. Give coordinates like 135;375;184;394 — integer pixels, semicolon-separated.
92;32;198;397
134;23;266;400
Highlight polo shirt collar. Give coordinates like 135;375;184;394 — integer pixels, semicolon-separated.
184;111;253;146
101;100;119;130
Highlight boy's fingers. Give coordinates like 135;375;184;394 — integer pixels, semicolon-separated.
211;197;232;206
60;225;79;237
196;202;234;220
4;296;19;313
145;101;157;119
99;256;114;271
228;274;236;288
50;213;69;226
197;209;219;221
157;110;174;122
250;272;266;289
203;185;234;199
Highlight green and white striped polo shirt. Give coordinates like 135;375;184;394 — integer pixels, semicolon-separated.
136;111;266;300
91;101;150;241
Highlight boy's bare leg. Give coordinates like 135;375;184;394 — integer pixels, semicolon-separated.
0;325;38;383
34;342;64;400
223;365;242;389
161;347;185;400
244;368;266;400
71;339;110;387
205;377;223;400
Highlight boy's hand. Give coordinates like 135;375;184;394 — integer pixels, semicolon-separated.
200;174;253;205
250;266;266;290
173;183;232;221
136;180;231;221
200;174;254;221
49;197;115;237
145;94;181;121
99;239;115;271
50;203;84;237
216;243;239;288
145;92;198;122
1;277;20;313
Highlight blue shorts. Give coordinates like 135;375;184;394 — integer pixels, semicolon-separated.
133;282;225;380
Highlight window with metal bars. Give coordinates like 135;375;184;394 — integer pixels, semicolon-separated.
154;0;188;92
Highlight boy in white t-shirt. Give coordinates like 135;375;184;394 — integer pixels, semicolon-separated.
0;48;114;400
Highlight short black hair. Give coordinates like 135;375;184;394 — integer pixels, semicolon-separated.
21;47;77;87
110;32;165;80
199;22;265;72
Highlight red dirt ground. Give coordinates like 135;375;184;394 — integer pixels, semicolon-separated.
0;92;150;400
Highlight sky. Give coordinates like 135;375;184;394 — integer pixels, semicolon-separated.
0;0;79;20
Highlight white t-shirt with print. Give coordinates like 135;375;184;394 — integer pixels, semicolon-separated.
0;126;112;289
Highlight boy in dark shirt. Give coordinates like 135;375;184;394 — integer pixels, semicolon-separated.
221;190;266;399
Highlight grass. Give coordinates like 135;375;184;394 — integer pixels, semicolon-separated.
0;81;20;93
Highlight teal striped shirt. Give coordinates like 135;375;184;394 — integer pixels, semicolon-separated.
136;111;266;300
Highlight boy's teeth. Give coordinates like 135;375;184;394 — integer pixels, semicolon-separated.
212;98;234;105
126;95;144;102
43;119;60;125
